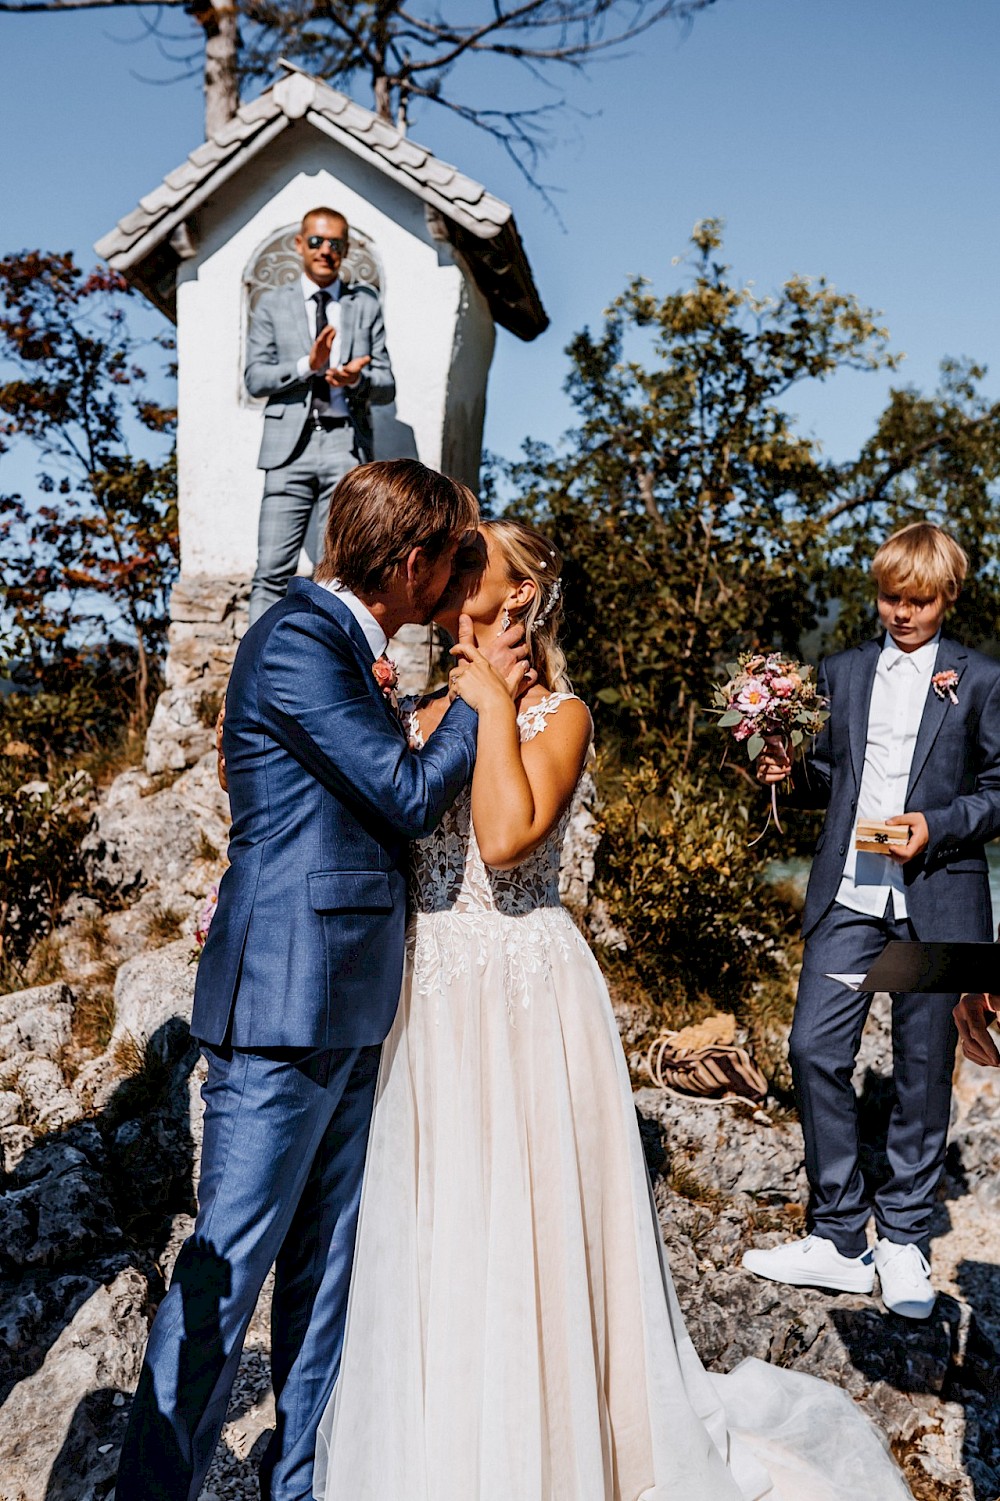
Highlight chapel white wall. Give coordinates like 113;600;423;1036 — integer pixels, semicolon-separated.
175;125;495;579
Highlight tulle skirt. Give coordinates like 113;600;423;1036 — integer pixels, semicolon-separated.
314;906;911;1500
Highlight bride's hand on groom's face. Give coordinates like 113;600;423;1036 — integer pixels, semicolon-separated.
449;615;531;709
455;614;536;700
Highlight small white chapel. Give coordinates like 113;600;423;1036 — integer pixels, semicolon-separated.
95;62;547;773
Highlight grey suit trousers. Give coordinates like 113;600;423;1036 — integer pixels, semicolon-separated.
249;425;357;625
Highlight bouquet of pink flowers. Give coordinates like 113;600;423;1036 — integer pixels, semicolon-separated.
710;650;829;838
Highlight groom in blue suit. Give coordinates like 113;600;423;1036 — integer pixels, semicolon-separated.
116;461;526;1501
744;522;1000;1319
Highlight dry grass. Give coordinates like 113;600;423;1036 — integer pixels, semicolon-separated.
668;1161;724;1210
0;931;65;997
146;904;184;945
75;724;145;789
72;961;119;1054
893;1450;971;1501
196;828;221;863
112;1029;147;1078
77;907;110;959
140;767;184;798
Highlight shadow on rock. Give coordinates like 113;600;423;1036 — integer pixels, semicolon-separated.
0;1020;201;1498
114;1237;231;1501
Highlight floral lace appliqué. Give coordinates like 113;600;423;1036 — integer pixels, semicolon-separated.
403;693;590;1020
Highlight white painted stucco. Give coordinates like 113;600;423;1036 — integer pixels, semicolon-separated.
175;122;495;578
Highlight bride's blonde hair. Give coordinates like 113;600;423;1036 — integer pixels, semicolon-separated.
484;519;572;694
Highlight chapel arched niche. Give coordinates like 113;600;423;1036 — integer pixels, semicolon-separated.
240;222;383;407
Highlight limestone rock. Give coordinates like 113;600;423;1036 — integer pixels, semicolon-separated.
0;982;74;1063
0;1133;120;1275
145;576;249;775
6;1056;83;1132
636;1087;807;1201
0;1092;22;1128
0;1268;149;1501
171;750;232;854
111;939;196;1060
170;574;250;626
83;772;206;896
144;684;218;774
388;622;436;695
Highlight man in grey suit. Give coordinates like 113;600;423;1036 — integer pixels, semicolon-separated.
245;206;395;624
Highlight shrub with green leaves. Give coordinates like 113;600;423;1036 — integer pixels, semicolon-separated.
593;759;799;1085
0;760;94;979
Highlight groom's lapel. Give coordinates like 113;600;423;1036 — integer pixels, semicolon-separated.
286;579;406;733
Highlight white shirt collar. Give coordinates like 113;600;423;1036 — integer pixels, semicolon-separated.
301;272;342;303
880;630;941;671
318;580;388;658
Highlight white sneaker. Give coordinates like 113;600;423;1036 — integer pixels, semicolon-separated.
741;1234;875;1293
874;1238;936;1319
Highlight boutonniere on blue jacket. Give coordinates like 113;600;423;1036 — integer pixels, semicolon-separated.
932;669;959;704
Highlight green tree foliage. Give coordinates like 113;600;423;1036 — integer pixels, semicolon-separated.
506;222;1000;775
504;220;899;764
0;251;178;736
823;358;1000;650
0;255;178;977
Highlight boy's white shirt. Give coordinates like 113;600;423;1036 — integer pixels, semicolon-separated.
836;631;941;921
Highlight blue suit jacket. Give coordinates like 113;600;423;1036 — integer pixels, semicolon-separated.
799;634;1000;941
191;580;477;1049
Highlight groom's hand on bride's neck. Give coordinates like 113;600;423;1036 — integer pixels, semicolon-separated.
454;613;537;701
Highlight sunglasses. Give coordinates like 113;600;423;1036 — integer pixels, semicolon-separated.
305;235;347;253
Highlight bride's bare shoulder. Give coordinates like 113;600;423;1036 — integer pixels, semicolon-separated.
517;687;593;748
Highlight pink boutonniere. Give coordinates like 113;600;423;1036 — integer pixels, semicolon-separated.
372;655;400;709
932;669;959;705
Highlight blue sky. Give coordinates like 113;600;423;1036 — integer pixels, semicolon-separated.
1;0;999;473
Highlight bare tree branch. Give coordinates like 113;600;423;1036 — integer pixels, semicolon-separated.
1;0;719;195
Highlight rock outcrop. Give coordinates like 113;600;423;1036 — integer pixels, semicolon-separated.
2;758;1000;1500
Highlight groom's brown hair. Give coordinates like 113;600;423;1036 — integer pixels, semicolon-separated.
315;459;479;595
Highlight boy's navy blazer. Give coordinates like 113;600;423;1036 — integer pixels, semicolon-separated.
191;579;477;1050
799;634;1000;941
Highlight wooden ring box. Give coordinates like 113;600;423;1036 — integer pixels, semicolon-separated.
855;819;909;854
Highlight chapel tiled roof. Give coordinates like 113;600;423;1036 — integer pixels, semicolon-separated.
95;65;547;341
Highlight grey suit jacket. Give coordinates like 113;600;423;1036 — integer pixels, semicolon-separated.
245;280;395;470
796;634;1000;941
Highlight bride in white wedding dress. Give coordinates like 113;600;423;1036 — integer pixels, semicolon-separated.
314;520;912;1501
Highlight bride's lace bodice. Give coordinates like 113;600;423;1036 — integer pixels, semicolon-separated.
406;693;578;918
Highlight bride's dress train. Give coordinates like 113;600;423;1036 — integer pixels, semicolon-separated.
314;695;912;1500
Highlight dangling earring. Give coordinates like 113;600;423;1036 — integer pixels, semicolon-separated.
498;606;511;634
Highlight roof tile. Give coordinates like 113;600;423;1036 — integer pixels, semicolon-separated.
93;67;544;336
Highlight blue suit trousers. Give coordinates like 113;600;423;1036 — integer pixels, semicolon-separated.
115;1041;380;1501
790;902;958;1259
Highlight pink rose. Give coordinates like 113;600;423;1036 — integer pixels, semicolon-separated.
372;656;399;698
733;719;753;742
770;676;795;697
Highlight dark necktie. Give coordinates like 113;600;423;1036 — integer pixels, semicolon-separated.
312;288;331;408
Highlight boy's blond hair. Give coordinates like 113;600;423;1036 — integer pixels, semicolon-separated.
871;522;968;604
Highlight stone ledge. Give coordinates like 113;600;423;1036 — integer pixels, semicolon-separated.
170;575;250;624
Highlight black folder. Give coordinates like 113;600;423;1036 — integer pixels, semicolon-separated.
836;941;1000;995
